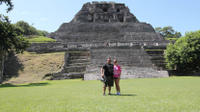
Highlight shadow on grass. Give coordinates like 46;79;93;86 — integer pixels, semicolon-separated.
109;93;137;96
0;82;50;88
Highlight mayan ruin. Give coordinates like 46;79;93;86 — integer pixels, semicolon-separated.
1;1;200;111
30;1;170;80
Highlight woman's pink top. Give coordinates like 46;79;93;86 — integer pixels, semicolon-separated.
113;65;121;78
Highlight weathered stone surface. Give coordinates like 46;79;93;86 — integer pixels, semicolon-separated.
50;22;165;44
49;2;167;45
71;1;139;23
85;67;168;80
50;73;84;80
26;42;67;53
45;51;90;80
84;46;168;80
45;1;170;80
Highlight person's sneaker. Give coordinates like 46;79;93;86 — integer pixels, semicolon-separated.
117;92;120;95
103;93;106;96
108;93;111;95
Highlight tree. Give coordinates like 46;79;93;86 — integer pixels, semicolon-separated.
15;21;38;36
37;30;49;36
155;26;182;38
15;21;49;36
0;0;29;83
0;0;13;12
165;30;200;73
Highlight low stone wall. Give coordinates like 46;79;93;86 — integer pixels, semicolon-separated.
88;46;153;67
26;41;168;53
84;66;168;80
84;46;169;80
26;42;67;53
66;41;168;49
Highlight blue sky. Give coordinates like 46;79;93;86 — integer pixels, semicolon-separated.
0;0;200;35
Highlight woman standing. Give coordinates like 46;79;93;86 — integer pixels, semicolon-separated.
113;59;121;95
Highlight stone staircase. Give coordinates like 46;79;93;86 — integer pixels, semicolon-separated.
144;46;166;70
49;51;90;80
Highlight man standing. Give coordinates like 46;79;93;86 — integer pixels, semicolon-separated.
101;57;114;96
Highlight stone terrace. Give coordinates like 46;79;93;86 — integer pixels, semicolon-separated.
45;1;170;80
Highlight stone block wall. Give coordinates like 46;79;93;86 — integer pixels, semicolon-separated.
50;22;164;43
84;46;169;80
26;42;67;53
45;51;90;80
88;46;152;66
71;2;138;23
143;46;167;70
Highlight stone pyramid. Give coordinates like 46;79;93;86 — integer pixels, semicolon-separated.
50;1;166;44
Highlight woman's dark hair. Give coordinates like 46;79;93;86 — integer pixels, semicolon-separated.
114;59;117;63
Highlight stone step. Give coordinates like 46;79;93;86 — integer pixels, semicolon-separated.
68;59;90;64
52;73;84;80
144;46;166;49
151;60;166;63
152;63;166;66
119;63;153;67
95;61;154;66
148;54;164;57
150;58;165;61
153;65;166;69
69;52;90;56
69;56;89;60
150;56;164;60
62;66;86;73
146;51;164;54
152;61;166;64
68;62;90;67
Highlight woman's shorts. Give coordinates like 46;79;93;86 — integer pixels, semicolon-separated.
114;77;120;79
104;76;114;87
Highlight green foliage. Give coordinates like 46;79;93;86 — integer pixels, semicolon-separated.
155;26;182;38
26;36;56;43
15;21;37;36
0;0;30;83
37;30;49;36
165;30;200;72
0;0;13;12
0;15;30;53
0;77;200;112
166;37;178;41
14;20;49;37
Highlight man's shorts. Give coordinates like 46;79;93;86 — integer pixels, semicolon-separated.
104;76;114;87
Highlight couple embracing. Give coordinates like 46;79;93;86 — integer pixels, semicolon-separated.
101;57;121;96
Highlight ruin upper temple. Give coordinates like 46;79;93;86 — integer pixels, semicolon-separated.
35;2;170;80
49;1;165;44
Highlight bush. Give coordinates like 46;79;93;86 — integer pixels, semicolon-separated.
165;30;200;72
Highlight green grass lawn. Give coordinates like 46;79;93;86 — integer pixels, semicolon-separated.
0;77;200;112
26;36;56;43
